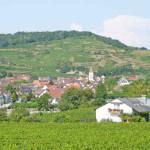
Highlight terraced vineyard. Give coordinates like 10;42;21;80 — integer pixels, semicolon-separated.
0;31;150;77
0;122;150;149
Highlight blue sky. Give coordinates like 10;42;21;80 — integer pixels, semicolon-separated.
0;0;150;48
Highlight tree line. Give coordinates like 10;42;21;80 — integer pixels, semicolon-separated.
0;31;146;50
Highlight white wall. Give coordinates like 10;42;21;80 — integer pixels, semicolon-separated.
96;99;133;122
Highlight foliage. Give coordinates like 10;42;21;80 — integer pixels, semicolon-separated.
4;84;14;93
97;64;149;76
79;88;94;107
0;109;8;121
9;108;29;122
23;107;96;123
23;113;42;122
7;72;13;77
93;84;107;106
59;88;80;110
122;80;147;97
0;70;7;78
49;80;54;85
121;113;146;122
21;94;28;103
8;102;38;109
37;93;51;111
59;88;94;111
0;31;147;77
27;91;34;102
11;92;18;102
1;122;150;149
53;114;69;123
0;31;133;49
104;76;120;91
14;79;28;84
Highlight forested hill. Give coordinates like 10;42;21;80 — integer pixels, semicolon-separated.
0;30;149;77
0;31;147;50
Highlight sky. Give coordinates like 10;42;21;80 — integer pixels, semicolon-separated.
0;0;150;48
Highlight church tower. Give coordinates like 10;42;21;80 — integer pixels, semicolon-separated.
89;67;94;81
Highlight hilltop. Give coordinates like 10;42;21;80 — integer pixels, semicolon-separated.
0;31;149;77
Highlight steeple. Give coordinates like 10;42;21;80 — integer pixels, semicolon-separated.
90;67;93;73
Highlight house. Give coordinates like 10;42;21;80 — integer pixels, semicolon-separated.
96;95;150;122
0;92;5;106
42;85;57;91
57;77;77;84
16;75;30;81
34;88;49;97
33;80;48;88
38;76;51;82
0;78;11;86
117;76;131;86
20;86;32;94
0;89;12;105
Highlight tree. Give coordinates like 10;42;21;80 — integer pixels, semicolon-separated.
49;80;54;85
12;92;18;102
94;83;107;106
59;88;80;111
9;108;29;122
37;93;51;111
21;94;28;103
80;88;94;107
0;70;7;78
7;72;13;77
0;108;8;121
122;80;147;97
4;84;14;93
86;80;91;85
27;91;34;102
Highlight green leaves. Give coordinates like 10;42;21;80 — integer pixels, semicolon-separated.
59;88;94;111
37;93;51;111
0;122;150;149
94;83;107;106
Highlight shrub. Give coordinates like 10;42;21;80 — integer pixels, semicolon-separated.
8;102;38;109
9;108;30;122
23;113;41;122
0;109;8;121
53;114;69;123
140;117;146;122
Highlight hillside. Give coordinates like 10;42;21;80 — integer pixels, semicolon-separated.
0;31;149;77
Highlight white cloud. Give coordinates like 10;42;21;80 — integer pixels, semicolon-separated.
94;15;150;49
70;23;82;32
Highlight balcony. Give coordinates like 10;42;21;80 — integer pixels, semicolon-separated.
108;108;123;114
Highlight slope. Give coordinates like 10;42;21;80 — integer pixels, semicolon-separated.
0;31;149;77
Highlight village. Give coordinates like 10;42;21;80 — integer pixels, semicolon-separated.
0;67;105;105
1;67;150;122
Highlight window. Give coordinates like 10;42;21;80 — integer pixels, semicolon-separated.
114;104;120;110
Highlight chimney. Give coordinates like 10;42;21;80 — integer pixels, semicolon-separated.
141;95;147;105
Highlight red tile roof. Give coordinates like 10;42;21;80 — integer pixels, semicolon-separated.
128;76;138;81
33;80;48;87
47;85;57;91
113;85;121;89
67;84;80;89
50;89;63;98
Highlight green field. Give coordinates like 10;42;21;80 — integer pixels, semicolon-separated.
0;32;150;77
1;107;150;149
0;122;150;149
